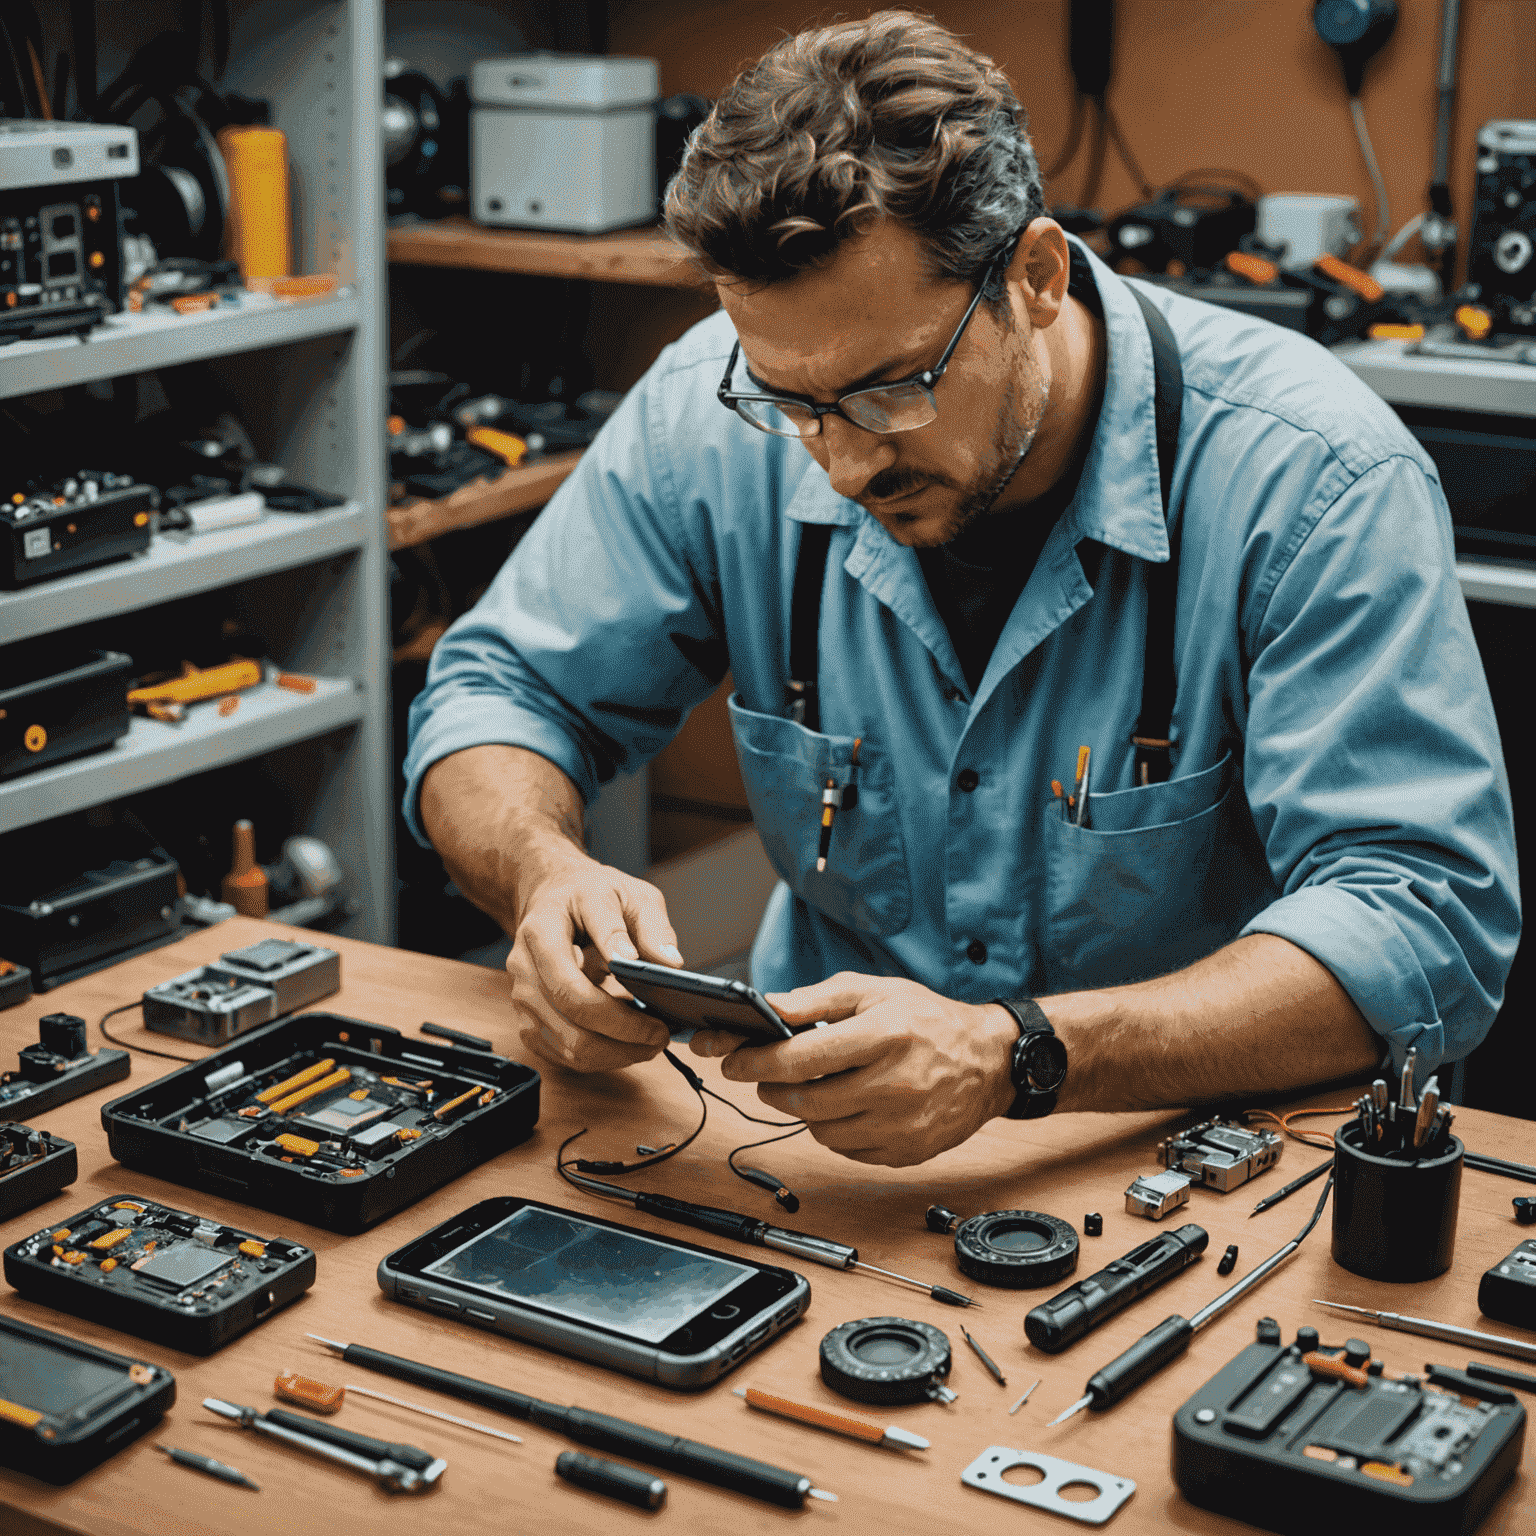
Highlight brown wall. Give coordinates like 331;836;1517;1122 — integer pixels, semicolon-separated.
614;0;1535;277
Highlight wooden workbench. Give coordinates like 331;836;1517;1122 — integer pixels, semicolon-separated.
2;918;1532;1534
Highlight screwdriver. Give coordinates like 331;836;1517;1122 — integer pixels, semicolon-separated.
1048;1171;1334;1425
562;1166;978;1307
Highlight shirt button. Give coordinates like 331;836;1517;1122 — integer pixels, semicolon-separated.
966;939;988;964
957;768;980;792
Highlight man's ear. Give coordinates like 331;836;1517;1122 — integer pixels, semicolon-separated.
1005;218;1071;331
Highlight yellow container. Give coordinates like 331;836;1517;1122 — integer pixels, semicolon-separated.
218;125;292;280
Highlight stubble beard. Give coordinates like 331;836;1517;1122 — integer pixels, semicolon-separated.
863;342;1048;549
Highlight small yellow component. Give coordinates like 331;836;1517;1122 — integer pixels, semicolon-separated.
478;1090;496;1106
129;1364;154;1386
1455;304;1494;340
395;1128;423;1143
51;1229;70;1242
268;1067;352;1116
257;1058;337;1105
348;1088;369;1100
111;1203;144;1213
89;250;105;269
465;425;528;467
99;1258;118;1273
1361;1461;1414;1486
51;1245;63;1257
432;1086;485;1121
340;1169;364;1177
381;1077;430;1091
126;658;262;708
274;1371;345;1414
89;1229;132;1251
1367;322;1426;341
133;511;150;527
238;1106;266;1118
23;724;46;753
0;1399;44;1428
238;1240;267;1258
60;1251;85;1265
273;1133;320;1157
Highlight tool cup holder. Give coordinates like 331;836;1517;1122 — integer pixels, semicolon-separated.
1331;1118;1462;1282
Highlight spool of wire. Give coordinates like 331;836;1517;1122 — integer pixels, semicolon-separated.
954;1210;1079;1288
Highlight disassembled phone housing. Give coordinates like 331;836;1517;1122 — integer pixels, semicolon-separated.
0;1122;76;1222
1125;1169;1193;1220
1172;1319;1525;1534
1161;1118;1283;1192
0;1011;129;1119
101;1011;540;1231
4;1193;316;1354
1479;1238;1536;1332
141;938;341;1043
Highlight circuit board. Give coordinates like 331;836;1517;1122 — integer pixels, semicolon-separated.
102;1012;540;1232
4;1194;315;1354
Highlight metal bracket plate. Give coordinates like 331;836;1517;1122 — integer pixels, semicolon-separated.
961;1446;1135;1525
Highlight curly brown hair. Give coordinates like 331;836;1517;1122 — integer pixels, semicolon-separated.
664;10;1043;296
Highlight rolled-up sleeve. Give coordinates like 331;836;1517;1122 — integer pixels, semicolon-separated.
402;362;728;842
1238;454;1519;1069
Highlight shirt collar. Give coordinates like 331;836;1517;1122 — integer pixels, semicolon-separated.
784;236;1172;563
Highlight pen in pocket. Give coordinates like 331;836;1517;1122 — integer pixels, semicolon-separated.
1070;744;1093;829
816;737;861;872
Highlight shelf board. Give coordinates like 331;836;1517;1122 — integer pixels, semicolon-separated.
1335;337;1536;418
1459;559;1536;610
387;450;584;550
0;502;369;647
0;675;362;835
387;218;701;287
0;290;362;401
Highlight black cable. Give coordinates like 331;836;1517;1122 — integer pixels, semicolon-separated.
1101;100;1152;198
98;1001;201;1063
726;1124;810;1183
1079;95;1108;208
698;1082;802;1129
1045;90;1086;181
557;1049;710;1177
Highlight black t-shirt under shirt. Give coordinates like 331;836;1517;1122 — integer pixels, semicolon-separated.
915;245;1104;694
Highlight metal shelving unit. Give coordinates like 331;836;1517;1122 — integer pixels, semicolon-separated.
0;0;392;941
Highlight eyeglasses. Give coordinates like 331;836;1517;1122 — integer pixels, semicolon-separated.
716;250;1006;440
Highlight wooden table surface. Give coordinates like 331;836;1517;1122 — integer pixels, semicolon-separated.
3;918;1533;1535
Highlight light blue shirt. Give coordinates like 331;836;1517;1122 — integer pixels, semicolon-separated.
405;240;1518;1079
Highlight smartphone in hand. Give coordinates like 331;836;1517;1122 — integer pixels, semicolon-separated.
606;956;792;1043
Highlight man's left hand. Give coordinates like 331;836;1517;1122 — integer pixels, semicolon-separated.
689;973;1018;1166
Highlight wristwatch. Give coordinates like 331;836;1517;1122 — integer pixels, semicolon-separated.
992;998;1067;1120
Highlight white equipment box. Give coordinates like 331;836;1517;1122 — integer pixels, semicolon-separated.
471;54;658;234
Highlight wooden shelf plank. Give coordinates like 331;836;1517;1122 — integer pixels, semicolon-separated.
387;450;585;550
387;218;701;287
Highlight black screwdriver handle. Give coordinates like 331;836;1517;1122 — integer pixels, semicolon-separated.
1026;1225;1207;1353
262;1407;434;1470
337;1341;536;1420
546;1406;812;1508
1087;1314;1195;1408
634;1192;765;1245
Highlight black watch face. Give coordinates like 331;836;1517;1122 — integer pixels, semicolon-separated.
1022;1033;1068;1093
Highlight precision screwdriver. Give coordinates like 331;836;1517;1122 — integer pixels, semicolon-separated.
1313;1301;1536;1364
1049;1172;1334;1425
156;1444;260;1490
561;1166;978;1307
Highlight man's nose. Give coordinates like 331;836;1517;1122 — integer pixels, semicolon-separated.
813;413;896;501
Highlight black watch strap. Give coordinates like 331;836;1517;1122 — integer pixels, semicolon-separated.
993;998;1062;1120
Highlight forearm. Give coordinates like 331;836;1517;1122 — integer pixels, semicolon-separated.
419;744;590;932
1039;933;1380;1112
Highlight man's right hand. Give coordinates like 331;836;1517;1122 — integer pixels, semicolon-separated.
507;847;684;1073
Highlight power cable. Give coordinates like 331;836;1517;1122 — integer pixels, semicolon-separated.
1349;94;1391;255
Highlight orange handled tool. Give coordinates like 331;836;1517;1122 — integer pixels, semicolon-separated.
734;1387;929;1451
128;659;263;706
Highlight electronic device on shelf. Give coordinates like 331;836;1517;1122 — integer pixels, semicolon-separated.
0;471;155;589
101;1011;540;1232
0;1314;175;1484
0;956;30;1010
0;814;180;988
4;1193;315;1354
471;54;659;233
0;645;133;779
142;937;341;1044
0;1012;129;1121
1468;120;1536;332
378;1196;810;1388
0;1122;76;1222
0;121;137;345
1172;1316;1525;1534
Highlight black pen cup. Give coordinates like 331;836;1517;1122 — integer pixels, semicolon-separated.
1331;1118;1462;1282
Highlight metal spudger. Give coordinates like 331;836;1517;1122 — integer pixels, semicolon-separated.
305;1338;836;1507
1312;1301;1536;1365
1250;1156;1333;1217
562;1165;977;1306
156;1444;259;1490
1049;1172;1335;1426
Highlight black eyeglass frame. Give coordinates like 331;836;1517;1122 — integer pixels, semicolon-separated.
715;244;1013;439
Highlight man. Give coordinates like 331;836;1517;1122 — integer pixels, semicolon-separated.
406;13;1517;1166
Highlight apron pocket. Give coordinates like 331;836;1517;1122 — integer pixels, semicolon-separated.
1043;752;1257;989
728;693;911;936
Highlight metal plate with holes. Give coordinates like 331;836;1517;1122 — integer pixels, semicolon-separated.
961;1446;1135;1525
